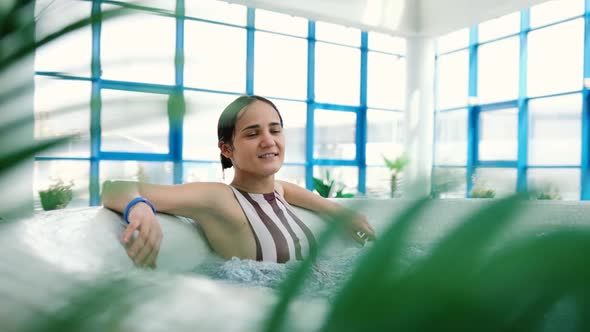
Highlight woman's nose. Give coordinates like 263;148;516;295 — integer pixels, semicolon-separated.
260;131;275;147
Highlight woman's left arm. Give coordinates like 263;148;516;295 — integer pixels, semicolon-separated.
277;180;376;244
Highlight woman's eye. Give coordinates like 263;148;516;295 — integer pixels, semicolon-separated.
271;130;281;134
246;132;257;137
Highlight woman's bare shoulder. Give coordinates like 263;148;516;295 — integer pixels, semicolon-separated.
181;182;235;200
274;180;286;196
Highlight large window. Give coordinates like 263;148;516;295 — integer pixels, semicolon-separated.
33;0;407;206
433;0;589;200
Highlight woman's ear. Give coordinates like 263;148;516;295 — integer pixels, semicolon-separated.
219;141;233;158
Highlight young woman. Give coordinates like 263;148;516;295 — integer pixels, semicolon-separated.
102;95;376;267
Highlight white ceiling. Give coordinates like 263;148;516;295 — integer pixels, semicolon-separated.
227;0;550;37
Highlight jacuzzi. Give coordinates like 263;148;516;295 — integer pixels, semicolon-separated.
1;198;589;331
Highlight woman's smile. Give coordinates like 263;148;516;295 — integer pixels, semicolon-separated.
258;152;279;159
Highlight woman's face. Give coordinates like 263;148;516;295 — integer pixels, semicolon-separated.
224;100;285;177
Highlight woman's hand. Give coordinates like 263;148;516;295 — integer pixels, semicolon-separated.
347;213;376;245
121;202;163;268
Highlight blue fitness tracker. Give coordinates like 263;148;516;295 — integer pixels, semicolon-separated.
123;197;156;224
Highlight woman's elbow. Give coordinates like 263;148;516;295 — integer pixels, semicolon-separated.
101;180;113;207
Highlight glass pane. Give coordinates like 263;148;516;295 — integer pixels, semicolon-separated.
528;18;584;96
34;160;90;210
114;0;174;10
100;161;174;186
183;162;224;183
184;91;237;160
528;168;580;200
315;21;361;46
184;21;246;92
435;109;467;165
478;12;520;43
530;0;584;28
254;32;307;99
367;52;406;109
101;89;169;153
101;6;175;85
35;0;91;35
185;0;247;25
368;32;406;54
315;42;360;105
477;37;519;104
472;168;517;197
273;100;307;163
276;165;306;188
436;50;469;109
366;166;392;198
436;28;469;54
528;94;582;165
431;167;467;199
34;77;91;157
313;166;358;195
35;27;91;76
35;0;91;75
479;108;518;161
366;109;404;165
255;9;307;36
314;110;356;160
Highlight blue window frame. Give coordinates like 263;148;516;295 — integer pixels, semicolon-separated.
434;0;590;200
33;0;406;206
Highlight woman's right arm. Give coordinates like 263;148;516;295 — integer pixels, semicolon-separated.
101;180;223;267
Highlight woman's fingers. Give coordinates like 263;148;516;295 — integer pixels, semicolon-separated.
144;231;162;268
137;225;161;267
122;219;141;244
350;214;376;242
134;237;154;266
351;231;367;245
363;224;377;240
127;219;151;259
119;204;162;268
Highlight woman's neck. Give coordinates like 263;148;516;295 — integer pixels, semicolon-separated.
231;172;275;194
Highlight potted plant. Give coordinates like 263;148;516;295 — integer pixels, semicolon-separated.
469;175;495;198
312;170;354;198
531;183;562;200
431;169;463;199
38;178;74;211
383;155;409;198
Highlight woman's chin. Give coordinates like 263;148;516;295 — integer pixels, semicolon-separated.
258;162;282;176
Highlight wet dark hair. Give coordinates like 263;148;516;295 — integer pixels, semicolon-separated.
217;95;283;170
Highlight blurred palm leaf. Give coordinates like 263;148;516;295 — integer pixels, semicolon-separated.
0;0;177;218
264;195;590;332
0;135;71;174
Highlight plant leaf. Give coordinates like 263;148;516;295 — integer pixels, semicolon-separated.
312;177;330;198
320;198;431;332
262;209;358;332
0;6;129;73
0;136;71;174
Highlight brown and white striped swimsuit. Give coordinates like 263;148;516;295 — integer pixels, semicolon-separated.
230;186;317;263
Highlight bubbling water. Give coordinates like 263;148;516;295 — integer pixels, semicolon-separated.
191;246;367;299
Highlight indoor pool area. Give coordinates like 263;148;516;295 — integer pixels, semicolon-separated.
2;0;590;331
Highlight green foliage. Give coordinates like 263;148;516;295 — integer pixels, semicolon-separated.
0;0;132;218
531;184;562;200
431;168;463;198
469;175;496;198
383;155;409;197
38;178;74;211
382;154;409;174
268;195;590;332
469;187;496;198
312;170;354;198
